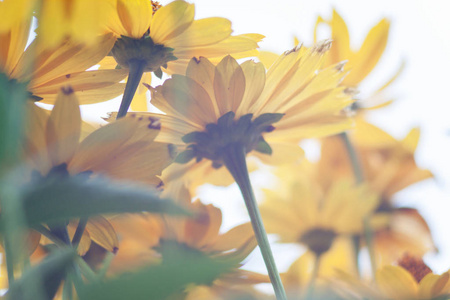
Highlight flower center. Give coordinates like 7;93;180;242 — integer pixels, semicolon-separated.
299;228;337;256
175;111;284;168
397;253;432;283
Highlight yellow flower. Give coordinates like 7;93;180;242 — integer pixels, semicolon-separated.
103;0;263;113
260;168;378;256
1;0;111;47
118;45;353;185
0;18;127;104
108;182;268;297
315;120;435;264
23;86;174;254
260;10;401;110
105;0;263;74
337;255;450;300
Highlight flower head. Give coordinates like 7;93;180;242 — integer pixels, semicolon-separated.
337;255;450;300
105;0;263;75
23;86;174;254
0;19;127;104
128;44;353;184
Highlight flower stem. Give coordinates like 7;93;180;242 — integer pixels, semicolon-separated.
72;218;88;249
306;254;321;299
339;132;377;276
222;144;287;300
116;59;145;119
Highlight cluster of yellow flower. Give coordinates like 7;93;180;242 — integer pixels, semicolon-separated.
0;1;446;300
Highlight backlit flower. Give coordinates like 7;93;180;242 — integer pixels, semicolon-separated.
23;86;174;254
0;18;127;104
109;182;268;298
120;44;353;184
337;255;450;300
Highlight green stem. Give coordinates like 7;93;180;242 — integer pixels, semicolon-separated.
75;256;98;283
305;254;321;299
222;144;287;300
72;218;88;249
34;224;67;248
339;132;377;276
339;132;363;184
351;235;361;278
116;59;145;119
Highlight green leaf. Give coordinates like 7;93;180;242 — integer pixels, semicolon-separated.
0;73;28;171
252;113;284;131
174;149;196;164
79;240;235;300
153;67;163;79
16;176;191;227
254;137;272;155
6;248;77;300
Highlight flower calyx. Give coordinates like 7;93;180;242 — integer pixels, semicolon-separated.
111;35;177;78
175;111;284;168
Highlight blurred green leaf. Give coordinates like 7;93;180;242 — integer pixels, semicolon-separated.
6;248;76;300
79;240;236;300
0;73;28;171
17;176;191;227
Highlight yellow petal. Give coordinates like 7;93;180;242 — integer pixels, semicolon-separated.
376;266;418;299
327;10;351;65
0;0;35;33
212;223;253;252
46;87;81;167
213;56;245;115
164;17;232;47
257;50;279;69
236;60;265;117
402;127;420;153
345;19;390;86
86;216;119;253
150;0;195;44
418;273;450;299
117;0;152;38
0;19;31;75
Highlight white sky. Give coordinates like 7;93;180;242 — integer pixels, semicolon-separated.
82;0;450;275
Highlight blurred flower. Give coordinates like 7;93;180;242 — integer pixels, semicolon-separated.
36;0;111;47
315;119;435;264
21;87;174;254
109;182;268;298
337;254;450;300
0;19;127;104
260;169;377;256
259;10;402;110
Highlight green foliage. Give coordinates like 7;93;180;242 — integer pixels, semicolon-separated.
79;240;236;300
0;73;28;171
15;175;191;228
6;248;77;300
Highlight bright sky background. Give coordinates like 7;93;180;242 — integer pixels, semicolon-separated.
82;0;450;276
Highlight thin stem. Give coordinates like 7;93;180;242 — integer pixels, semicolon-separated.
96;252;115;280
75;256;98;283
339;132;363;184
351;235;361;278
34;224;67;248
72;218;88;249
3;236;15;284
305;254;321;299
116;59;146;119
222;144;287;300
339;132;377;276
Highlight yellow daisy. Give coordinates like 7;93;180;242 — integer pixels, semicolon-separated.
260;10;401;110
260;169;378;256
22;86;174;255
0;18;127;105
103;0;263;117
108;183;267;298
337;254;450;300
315;120;435;264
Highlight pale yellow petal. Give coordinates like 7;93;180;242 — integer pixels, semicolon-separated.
117;0;152;38
376;266;418;299
235;60;265;117
46;87;81;166
150;0;194;44
86;216;119;253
